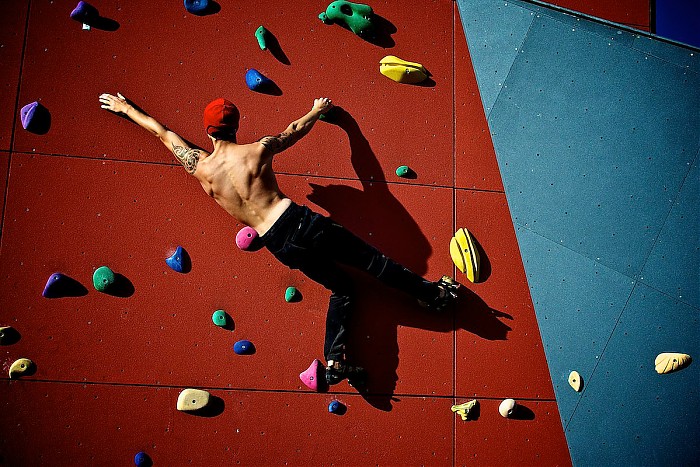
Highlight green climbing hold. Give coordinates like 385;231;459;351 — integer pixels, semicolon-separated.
319;1;375;38
212;310;228;327
396;165;411;177
93;266;115;292
255;26;269;50
285;286;300;303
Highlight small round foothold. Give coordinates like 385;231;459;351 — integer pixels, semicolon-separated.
328;400;345;414
93;266;116;292
133;451;151;467
234;340;255;355
236;226;261;251
212;310;228;327
499;398;517;418
395;165;413;178
285;286;300;303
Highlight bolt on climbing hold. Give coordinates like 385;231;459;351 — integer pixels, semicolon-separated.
212;310;229;327
380;56;429;84
319;1;375;38
236;226;261;251
176;388;210;412
450;228;481;283
655;352;692;374
70;1;98;29
499;398;517;418
9;358;34;379
93;266;116;292
234;340;255;355
568;370;583;392
165;245;187;273
451;399;479;421
328;400;346;414
20;101;50;135
184;0;209;14
245;69;273;92
395;165;415;178
285;286;301;303
300;359;324;391
133;451;151;467
255;26;269;50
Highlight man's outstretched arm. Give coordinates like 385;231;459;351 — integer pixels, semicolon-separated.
99;92;207;175
259;97;334;155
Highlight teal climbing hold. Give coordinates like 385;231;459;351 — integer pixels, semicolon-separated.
255;26;269;50
319;1;375;38
285;286;301;303
212;310;228;327
395;165;412;178
92;266;115;292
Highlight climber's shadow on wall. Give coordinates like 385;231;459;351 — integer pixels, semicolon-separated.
308;108;512;411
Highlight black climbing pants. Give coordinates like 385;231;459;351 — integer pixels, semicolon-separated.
262;202;442;363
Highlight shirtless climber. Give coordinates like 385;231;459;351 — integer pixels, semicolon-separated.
99;92;460;388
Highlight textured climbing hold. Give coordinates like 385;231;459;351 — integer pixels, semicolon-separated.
93;266;116;292
133;451;151;467
176;388;210;412
450;227;480;283
255;26;269;50
451;399;479;421
212;310;228;327
70;1;98;24
395;165;415;178
328;400;345;414
245;69;273;92
568;370;583;392
20;101;50;134
184;0;209;14
319;1;375;38
380;56;429;84
165;246;187;273
236;226;260;251
300;359;323;391
9;358;34;379
234;340;255;355
499;398;517;418
655;352;692;374
285;286;300;303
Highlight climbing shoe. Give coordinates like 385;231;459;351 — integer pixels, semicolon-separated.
419;276;461;311
325;359;367;388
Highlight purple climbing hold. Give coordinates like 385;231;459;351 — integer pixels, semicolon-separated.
20;101;50;134
42;273;69;298
245;69;272;92
70;1;99;23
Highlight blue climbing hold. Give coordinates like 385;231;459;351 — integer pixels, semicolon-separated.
42;273;68;298
328;400;345;414
234;340;255;355
20;101;50;134
165;246;186;273
245;69;272;92
70;1;99;23
184;0;209;14
133;451;151;467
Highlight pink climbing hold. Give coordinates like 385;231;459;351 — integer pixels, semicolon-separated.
299;359;323;392
236;226;259;251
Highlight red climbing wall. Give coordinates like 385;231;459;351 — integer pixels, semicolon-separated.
0;1;570;465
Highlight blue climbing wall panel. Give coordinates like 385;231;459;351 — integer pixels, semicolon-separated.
0;0;573;465
457;0;700;465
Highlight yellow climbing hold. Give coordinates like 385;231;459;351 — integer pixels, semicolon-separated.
9;358;34;378
568;370;583;392
177;388;211;412
379;55;428;84
450;227;480;283
655;353;692;374
451;400;478;421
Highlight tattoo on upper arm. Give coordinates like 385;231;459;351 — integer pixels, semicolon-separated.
172;144;202;174
260;132;293;153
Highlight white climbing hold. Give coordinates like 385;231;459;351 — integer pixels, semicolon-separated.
568;370;583;392
9;358;34;378
655;353;692;374
177;388;210;412
499;398;517;418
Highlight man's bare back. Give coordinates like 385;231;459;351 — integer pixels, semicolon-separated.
99;93;332;235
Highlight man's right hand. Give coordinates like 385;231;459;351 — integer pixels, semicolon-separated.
99;92;131;114
313;97;333;114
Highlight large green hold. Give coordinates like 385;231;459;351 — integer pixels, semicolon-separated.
255;26;268;50
212;310;228;327
319;1;375;37
93;266;115;292
285;286;300;303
